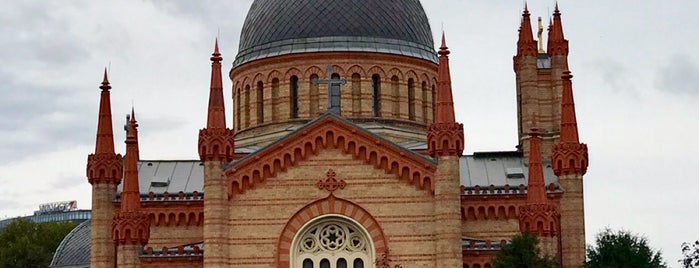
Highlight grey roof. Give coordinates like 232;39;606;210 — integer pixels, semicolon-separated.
460;151;558;188
234;0;438;67
49;220;91;268
115;150;559;196
117;160;204;195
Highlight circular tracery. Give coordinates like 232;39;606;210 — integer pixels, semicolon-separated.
293;216;372;268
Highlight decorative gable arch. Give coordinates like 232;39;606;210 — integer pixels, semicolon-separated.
225;115;436;198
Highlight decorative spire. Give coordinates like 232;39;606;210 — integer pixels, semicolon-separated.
206;38;226;129
526;128;546;203
560;71;579;143
519;128;560;237
95;69;116;156
552;71;589;176
121;108;141;212
435;32;454;123
427;33;464;157
112;108;150;246
547;2;569;56
516;5;538;58
87;69;123;185
199;39;236;162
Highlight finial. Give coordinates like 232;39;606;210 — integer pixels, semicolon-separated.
555;1;560;13
537;17;545;53
438;32;450;56
524;2;529;14
211;38;222;62
100;68;111;91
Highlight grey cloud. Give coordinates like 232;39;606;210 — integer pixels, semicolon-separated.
655;54;699;96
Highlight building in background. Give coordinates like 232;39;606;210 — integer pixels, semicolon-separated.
66;1;589;267
0;201;91;232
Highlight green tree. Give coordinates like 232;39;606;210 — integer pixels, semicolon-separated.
585;228;667;268
681;240;699;268
492;232;558;268
0;218;78;268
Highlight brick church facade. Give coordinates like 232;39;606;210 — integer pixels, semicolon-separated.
81;1;588;267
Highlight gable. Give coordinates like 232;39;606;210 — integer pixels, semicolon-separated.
224;114;437;198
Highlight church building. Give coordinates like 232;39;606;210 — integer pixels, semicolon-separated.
73;0;589;267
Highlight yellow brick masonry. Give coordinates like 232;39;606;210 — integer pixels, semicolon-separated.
559;173;586;267
90;183;117;268
116;244;142;267
231;52;438;148
203;161;230;266
226;149;441;267
434;156;464;267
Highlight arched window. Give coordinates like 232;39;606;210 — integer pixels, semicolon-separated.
310;74;319;116
272;78;280;121
256;81;264;124
422;81;428;123
391;76;400;117
337;258;347;268
303;259;313;268
353;259;364;268
408;78;415;120
372;74;381;117
351;73;361;116
291;76;299;118
292;217;373;268
244;84;250;128
432;84;436;121
235;88;241;130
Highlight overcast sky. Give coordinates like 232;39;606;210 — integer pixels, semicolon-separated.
0;0;697;266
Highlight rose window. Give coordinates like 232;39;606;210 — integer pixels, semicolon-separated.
294;217;372;268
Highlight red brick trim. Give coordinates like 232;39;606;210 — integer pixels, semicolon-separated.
274;195;387;268
226;115;436;198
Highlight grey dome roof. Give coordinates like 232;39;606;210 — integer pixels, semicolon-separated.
233;0;438;67
49;220;91;268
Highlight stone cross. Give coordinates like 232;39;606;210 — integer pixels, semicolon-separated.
317;169;346;193
313;65;346;114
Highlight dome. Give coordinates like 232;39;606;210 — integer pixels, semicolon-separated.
49;220;91;268
234;0;437;67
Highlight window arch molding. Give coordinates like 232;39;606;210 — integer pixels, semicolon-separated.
276;196;387;268
291;215;374;268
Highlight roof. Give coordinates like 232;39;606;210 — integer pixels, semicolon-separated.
49;220;91;268
234;0;437;67
117;151;560;196
117;160;204;195
460;151;559;188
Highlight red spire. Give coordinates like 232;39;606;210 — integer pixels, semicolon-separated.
95;69;116;155
560;71;579;143
547;2;569;56
518;128;560;237
516;5;537;58
552;71;589;176
199;39;236;162
427;33;464;157
526;128;547;203
121;108;141;212
207;38;226;129
87;69;123;185
112;108;150;246
435;32;455;123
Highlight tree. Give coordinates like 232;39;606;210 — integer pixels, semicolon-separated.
680;240;699;268
492;232;558;268
0;218;78;268
585;228;667;268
